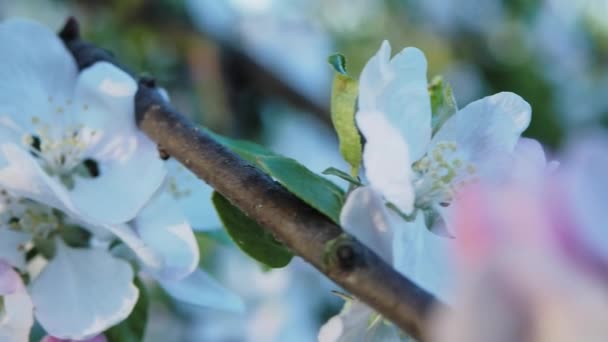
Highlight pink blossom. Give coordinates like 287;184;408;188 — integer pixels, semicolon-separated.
41;334;107;342
0;261;20;295
431;135;608;341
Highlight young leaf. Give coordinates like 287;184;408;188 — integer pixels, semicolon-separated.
328;53;362;176
204;128;345;223
105;278;149;342
428;76;458;135
212;192;293;268
322;167;362;186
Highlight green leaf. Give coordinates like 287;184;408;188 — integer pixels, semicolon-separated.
428;76;458;135
256;156;344;223
204;128;345;223
328;53;362;176
328;54;348;75
196;229;232;246
322;167;362;186
205;129;275;164
212;192;293;268
106;278;149;342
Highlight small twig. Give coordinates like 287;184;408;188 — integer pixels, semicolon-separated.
59;17;441;341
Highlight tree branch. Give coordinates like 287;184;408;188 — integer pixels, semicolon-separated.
60;17;441;341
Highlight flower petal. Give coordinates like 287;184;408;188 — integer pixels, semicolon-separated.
0;262;20;295
0;19;77;133
72;62;138;137
379;47;432;161
319;300;402;342
0;262;33;342
340;187;398;263
510;138;552;185
70;62;166;224
133;191;199;280
103;223;162;273
165;159;222;231
30;241;138;340
563;134;608;262
357;111;414;214
318;301;373;342
358;41;392;112
0;229;30;269
359;42;432;161
0;143;76;213
393;214;453;301
431;92;532;179
42;335;107;342
159;269;244;313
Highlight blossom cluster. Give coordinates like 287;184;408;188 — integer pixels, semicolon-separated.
320;41;608;341
0;19;241;341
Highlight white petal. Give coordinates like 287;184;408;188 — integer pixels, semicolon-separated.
358;42;432;161
166;159;222;231
318;301;401;342
30;242;138;340
72;62;138;138
358;40;392;112
159;269;244;313
431;92;532;179
318;301;373;342
357;111;414;214
0;19;77;133
0;143;75;213
0;229;30;269
0;262;33;342
393;214;453;302
69;134;165;225
378;47;432;161
103;223;162;273
70;62;166;224
340;187;397;263
510;138;551;185
133;191;199;280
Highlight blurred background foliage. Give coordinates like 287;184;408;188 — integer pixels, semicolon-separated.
4;0;608;149
2;0;607;341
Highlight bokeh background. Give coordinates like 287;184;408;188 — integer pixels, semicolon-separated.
2;0;607;341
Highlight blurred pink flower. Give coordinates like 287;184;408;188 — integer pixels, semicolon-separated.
41;334;107;342
431;134;608;341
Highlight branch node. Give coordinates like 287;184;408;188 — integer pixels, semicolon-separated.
324;234;365;272
157;145;170;160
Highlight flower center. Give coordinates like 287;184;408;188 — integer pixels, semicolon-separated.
412;141;477;208
22;99;101;189
0;189;92;257
0;189;60;238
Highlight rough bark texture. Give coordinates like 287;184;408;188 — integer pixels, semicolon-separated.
59;17;441;341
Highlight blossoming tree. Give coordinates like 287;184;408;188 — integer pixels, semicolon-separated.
1;14;607;342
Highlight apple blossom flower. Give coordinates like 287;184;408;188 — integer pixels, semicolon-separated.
0;19;165;226
358;40;531;224
0;18;242;340
321;41;534;341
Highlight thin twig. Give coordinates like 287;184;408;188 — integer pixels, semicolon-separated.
59;17;441;341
